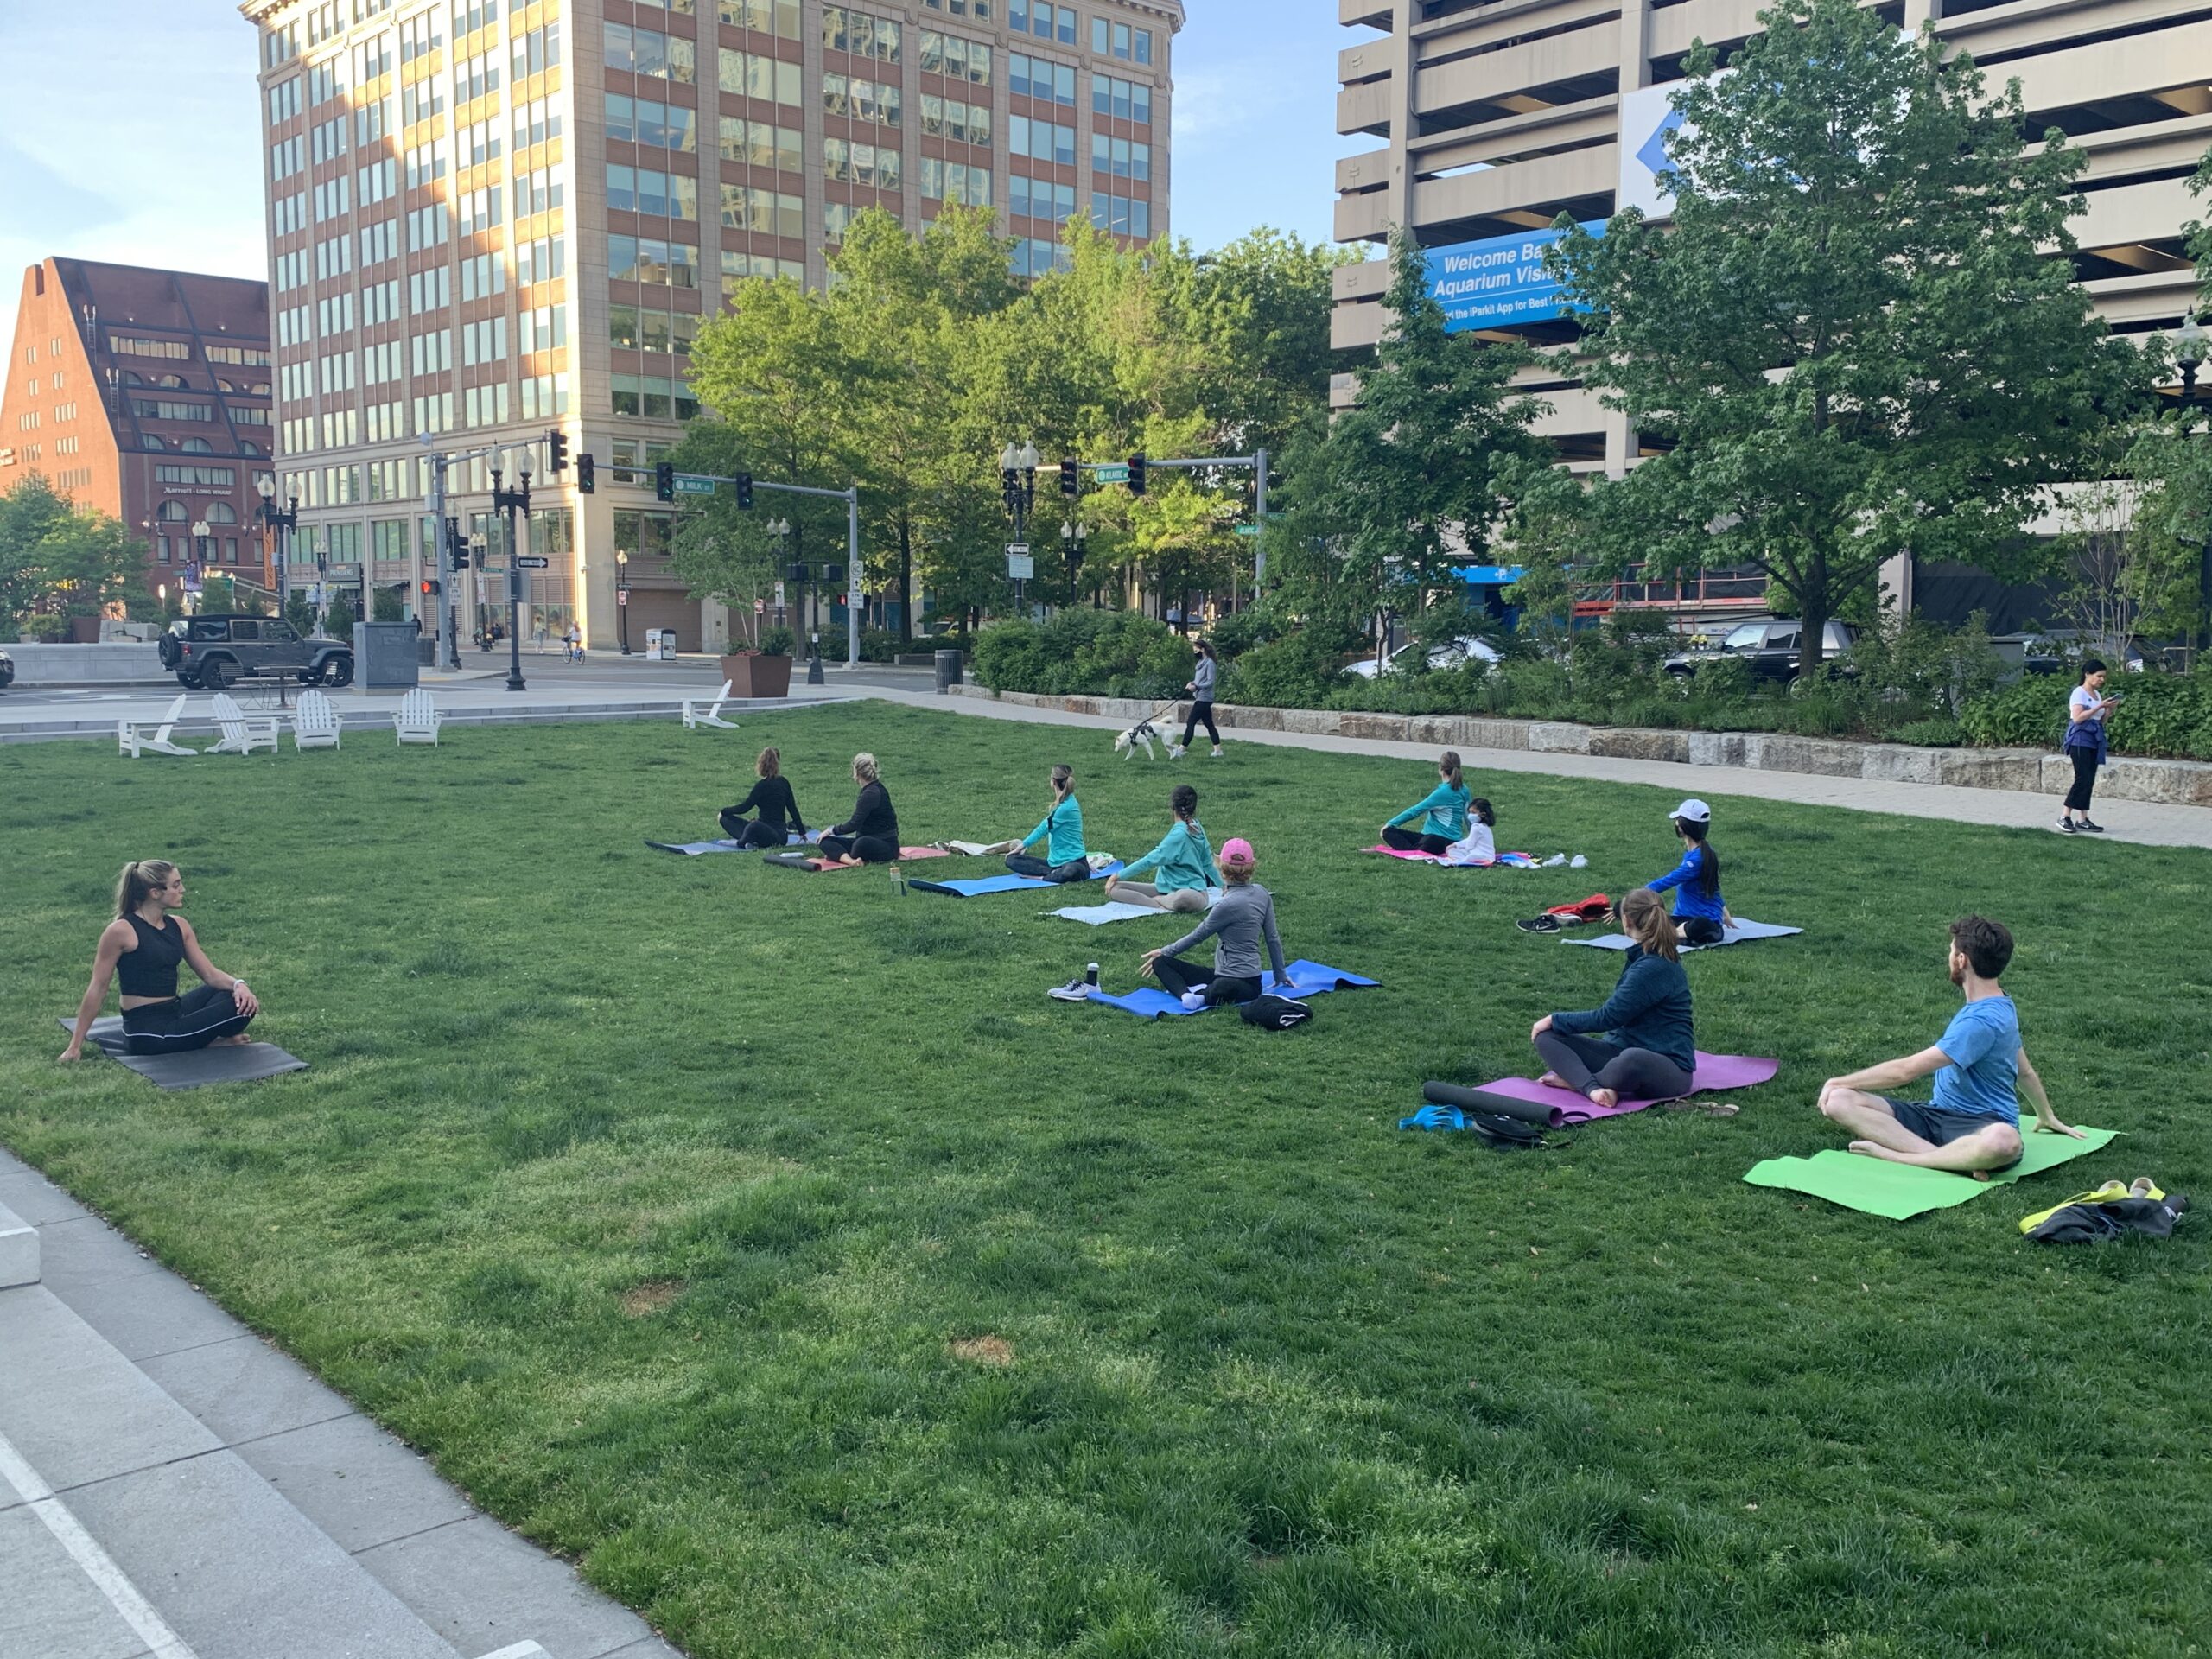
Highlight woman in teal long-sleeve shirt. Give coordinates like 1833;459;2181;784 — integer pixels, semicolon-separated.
1382;753;1471;855
1103;783;1221;912
1006;765;1091;882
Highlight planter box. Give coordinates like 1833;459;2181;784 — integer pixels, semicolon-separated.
721;652;791;698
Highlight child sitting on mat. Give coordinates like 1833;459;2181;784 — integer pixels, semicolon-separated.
1140;837;1290;1008
1649;798;1731;946
1443;798;1497;865
1104;784;1221;912
1005;765;1091;882
719;747;806;849
1529;888;1696;1109
1382;752;1473;855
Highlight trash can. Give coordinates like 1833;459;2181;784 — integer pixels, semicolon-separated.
645;628;672;661
934;648;963;693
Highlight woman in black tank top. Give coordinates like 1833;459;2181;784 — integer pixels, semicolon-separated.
60;861;265;1061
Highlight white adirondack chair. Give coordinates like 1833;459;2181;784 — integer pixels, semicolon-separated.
683;678;739;731
207;692;281;756
292;689;342;751
118;694;198;759
395;688;442;745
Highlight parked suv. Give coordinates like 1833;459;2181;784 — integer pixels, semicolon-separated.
0;648;13;691
158;614;353;690
1663;618;1855;683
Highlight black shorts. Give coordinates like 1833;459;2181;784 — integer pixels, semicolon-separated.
120;985;254;1055
1882;1097;2022;1170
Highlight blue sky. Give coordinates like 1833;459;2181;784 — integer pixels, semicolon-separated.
0;0;1366;357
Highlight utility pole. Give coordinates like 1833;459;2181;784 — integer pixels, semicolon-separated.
491;462;531;692
426;451;460;670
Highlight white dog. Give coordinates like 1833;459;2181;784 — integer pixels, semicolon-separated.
1114;717;1162;760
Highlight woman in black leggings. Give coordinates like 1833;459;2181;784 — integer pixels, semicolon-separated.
720;746;806;849
60;861;263;1060
1528;888;1696;1109
819;752;901;864
1170;639;1222;759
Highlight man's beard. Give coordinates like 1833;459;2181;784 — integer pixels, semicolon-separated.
1948;958;1966;988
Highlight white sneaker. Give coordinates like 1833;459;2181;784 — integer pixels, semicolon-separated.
1178;991;1206;1010
1570;855;1588;868
1048;977;1094;1002
1543;853;1567;867
1210;746;1224;758
1167;745;1185;759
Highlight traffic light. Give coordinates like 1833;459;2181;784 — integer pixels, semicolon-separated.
1128;454;1147;496
785;562;809;584
420;579;442;597
736;472;754;510
1060;458;1079;498
655;461;676;501
547;429;569;473
445;516;469;569
576;453;596;495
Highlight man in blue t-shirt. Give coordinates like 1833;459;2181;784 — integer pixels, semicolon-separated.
1816;916;2082;1173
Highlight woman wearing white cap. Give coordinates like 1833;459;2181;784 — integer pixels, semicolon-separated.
1648;799;1730;947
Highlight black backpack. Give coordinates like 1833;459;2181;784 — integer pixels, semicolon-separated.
1238;995;1313;1031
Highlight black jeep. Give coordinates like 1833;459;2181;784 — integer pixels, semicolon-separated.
158;614;353;690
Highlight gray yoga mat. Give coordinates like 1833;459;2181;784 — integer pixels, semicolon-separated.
59;1016;308;1090
1420;1081;1560;1126
1563;918;1802;952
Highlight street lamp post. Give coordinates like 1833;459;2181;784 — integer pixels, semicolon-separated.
490;462;532;692
615;550;632;654
257;480;301;709
189;519;211;614
999;440;1039;616
767;518;791;646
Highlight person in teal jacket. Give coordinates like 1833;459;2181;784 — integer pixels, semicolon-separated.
1005;765;1091;882
1381;752;1472;855
1103;783;1221;912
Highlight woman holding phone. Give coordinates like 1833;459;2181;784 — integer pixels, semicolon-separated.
2059;659;2119;834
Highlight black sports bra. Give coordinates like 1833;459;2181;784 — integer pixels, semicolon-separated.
117;912;185;999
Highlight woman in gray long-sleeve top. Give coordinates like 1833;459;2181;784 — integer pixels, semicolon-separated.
1170;639;1224;759
1140;836;1290;1007
1529;888;1698;1109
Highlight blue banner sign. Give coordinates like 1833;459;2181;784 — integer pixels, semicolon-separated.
1452;564;1526;586
1424;222;1605;333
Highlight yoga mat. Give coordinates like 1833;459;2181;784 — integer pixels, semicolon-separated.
1566;919;1802;952
1049;900;1182;925
911;861;1122;898
59;1016;307;1090
763;845;950;872
1427;1052;1780;1128
1082;960;1379;1019
1744;1119;2121;1220
1419;1081;1558;1126
648;833;807;855
1362;845;1543;868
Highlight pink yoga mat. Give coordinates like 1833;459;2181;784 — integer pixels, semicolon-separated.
1362;845;1537;867
1480;1051;1779;1126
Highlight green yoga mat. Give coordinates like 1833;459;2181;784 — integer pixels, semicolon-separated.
1743;1118;2120;1220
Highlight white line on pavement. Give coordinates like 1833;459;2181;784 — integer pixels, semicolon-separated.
0;1427;201;1659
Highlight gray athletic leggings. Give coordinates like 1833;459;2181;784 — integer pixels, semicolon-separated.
1535;1030;1695;1103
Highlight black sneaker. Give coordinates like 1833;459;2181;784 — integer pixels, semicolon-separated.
2056;819;2077;834
2077;818;2106;834
1516;915;1563;933
1048;977;1094;1001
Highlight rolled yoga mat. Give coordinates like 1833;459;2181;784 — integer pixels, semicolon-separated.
1421;1080;1561;1126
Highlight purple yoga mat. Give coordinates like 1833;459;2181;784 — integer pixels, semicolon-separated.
1478;1051;1779;1126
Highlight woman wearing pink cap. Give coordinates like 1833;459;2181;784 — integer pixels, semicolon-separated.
1140;836;1292;1008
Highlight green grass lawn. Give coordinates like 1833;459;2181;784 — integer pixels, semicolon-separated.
3;702;2208;1658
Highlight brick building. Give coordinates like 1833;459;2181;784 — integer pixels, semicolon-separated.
0;259;276;605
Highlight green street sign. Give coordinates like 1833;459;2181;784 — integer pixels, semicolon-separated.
1093;462;1130;484
673;474;717;496
1235;524;1261;537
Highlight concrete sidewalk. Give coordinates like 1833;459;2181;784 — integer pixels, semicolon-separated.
0;1151;681;1659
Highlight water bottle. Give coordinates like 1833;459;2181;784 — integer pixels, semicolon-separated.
889;862;905;894
1085;962;1100;988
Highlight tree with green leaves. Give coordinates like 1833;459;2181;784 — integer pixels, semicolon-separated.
0;474;148;628
1269;232;1548;646
1550;0;2145;677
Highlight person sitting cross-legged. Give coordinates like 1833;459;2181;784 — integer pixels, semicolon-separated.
1530;887;1696;1110
1816;915;2082;1173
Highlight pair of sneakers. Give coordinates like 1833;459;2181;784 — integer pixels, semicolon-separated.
1166;745;1224;759
2056;817;2105;834
1048;976;1096;1001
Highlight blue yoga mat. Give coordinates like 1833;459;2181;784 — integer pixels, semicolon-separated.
1083;960;1379;1019
912;861;1121;897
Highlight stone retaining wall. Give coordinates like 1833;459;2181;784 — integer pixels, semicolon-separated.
4;642;166;685
949;685;2212;807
